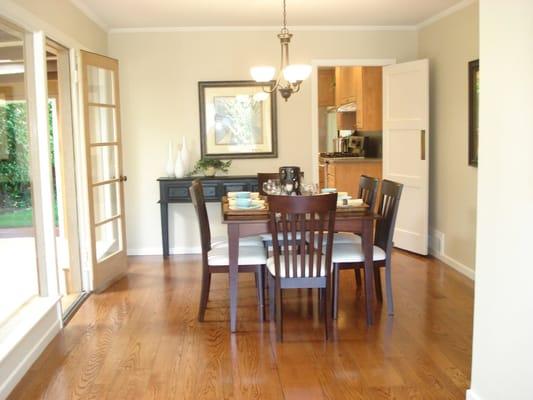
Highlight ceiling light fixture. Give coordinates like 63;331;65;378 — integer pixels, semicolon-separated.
250;0;311;101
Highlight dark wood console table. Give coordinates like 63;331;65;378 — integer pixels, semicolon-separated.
157;175;258;257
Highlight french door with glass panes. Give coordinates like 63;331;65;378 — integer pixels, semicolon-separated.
80;50;127;291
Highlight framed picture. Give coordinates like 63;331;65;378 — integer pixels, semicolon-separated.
198;80;278;159
468;59;479;167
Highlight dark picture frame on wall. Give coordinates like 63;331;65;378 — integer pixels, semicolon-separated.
468;59;479;167
198;80;278;159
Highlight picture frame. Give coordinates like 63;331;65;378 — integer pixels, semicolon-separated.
198;80;278;159
468;59;479;167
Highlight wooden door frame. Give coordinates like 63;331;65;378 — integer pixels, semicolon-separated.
310;58;396;185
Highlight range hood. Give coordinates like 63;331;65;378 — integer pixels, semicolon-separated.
327;102;357;113
337;102;356;112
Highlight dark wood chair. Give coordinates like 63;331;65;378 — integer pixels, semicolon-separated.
333;174;379;245
331;179;403;318
267;193;337;341
189;180;267;322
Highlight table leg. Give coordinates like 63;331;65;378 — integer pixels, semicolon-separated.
362;219;375;325
160;202;169;258
228;224;240;332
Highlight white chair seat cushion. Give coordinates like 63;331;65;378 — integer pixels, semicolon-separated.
260;232;303;242
331;243;386;263
333;232;362;244
211;235;263;248
306;231;362;247
266;254;328;278
208;246;267;266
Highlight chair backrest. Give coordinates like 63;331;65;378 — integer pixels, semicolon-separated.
374;179;403;255
358;175;379;211
189;180;211;255
268;193;337;278
257;173;280;195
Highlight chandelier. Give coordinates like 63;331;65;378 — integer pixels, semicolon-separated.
250;0;312;101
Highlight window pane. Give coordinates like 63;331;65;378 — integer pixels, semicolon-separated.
95;218;121;261
87;65;115;105
93;182;119;223
89;105;116;143
91;144;118;183
0;27;39;324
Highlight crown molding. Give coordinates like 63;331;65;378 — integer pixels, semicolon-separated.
68;0;108;31
417;0;477;29
69;0;477;35
108;24;417;34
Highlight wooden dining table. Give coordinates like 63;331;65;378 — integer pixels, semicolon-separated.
221;198;381;332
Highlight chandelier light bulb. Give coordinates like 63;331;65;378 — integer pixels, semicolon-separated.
283;64;312;83
250;66;276;82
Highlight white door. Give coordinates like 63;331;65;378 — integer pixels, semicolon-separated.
80;50;128;291
383;59;429;255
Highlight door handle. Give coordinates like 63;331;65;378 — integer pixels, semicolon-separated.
119;175;128;182
420;130;426;161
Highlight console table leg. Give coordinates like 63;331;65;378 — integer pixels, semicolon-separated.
160;202;170;258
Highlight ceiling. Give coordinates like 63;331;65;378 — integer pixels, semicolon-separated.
72;0;468;30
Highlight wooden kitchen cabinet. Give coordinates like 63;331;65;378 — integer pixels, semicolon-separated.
318;68;335;106
335;66;383;131
323;161;382;197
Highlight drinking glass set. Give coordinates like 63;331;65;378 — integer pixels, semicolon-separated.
262;179;318;196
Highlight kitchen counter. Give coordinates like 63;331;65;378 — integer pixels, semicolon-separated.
319;156;382;164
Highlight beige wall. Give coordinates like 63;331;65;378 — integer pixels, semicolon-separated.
3;0;107;52
470;1;533;399
418;2;479;274
108;30;418;254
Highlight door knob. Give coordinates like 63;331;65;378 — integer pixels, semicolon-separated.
119;176;128;182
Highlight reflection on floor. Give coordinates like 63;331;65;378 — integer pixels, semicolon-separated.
9;251;474;400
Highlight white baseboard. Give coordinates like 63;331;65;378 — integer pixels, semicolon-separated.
429;228;475;280
127;246;201;256
0;301;61;400
430;249;475;280
466;389;482;400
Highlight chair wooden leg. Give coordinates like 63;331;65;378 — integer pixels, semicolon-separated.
325;281;332;340
332;264;340;320
374;267;383;303
385;260;394;315
275;283;283;341
256;266;265;321
354;267;362;287
268;273;275;321
198;271;211;322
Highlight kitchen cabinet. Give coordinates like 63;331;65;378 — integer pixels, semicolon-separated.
318;68;335;107
335;66;383;131
321;159;382;197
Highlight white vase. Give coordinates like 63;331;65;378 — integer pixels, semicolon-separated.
174;151;185;178
204;166;216;177
165;140;175;177
180;136;189;175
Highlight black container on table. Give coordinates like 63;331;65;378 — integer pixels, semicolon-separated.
279;166;301;195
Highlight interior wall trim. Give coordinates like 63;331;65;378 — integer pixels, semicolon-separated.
417;0;477;29
108;25;417;34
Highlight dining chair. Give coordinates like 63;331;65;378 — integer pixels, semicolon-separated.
333;174;379;245
267;193;337;341
189;180;267;322
331;179;403;318
257;172;305;249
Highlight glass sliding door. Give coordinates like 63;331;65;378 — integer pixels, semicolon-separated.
0;23;39;324
46;40;85;315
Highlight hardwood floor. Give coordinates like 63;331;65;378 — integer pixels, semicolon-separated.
9;250;474;400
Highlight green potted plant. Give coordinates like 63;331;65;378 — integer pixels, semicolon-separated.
190;158;232;177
